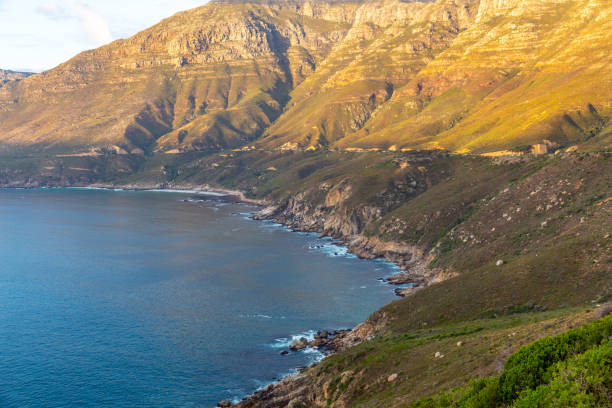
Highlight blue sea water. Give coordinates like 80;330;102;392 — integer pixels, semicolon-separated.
0;188;400;407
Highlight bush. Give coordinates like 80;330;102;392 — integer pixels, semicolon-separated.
512;339;612;407
409;315;612;408
452;377;500;408
498;314;612;402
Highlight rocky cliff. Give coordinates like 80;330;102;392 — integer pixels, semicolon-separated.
0;0;610;154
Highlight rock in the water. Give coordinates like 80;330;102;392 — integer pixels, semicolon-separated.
280;350;289;355
217;401;233;408
309;338;327;348
289;337;309;351
385;273;412;285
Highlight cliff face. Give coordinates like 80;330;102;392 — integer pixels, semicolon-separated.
0;1;351;152
262;0;612;152
0;0;610;154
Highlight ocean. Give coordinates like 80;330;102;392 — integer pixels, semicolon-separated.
0;188;400;407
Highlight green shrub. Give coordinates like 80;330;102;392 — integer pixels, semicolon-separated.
498;314;612;402
409;315;612;408
512;339;612;408
452;377;500;408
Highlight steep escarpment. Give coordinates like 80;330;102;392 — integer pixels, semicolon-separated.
258;0;479;150
340;0;612;153
260;0;612;153
1;0;610;156
0;0;352;153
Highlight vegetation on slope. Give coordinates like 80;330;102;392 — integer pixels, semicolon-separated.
411;312;612;408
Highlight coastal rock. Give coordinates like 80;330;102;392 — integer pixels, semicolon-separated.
395;285;421;297
217;401;233;408
289;337;309;351
309;338;327;348
385;273;413;285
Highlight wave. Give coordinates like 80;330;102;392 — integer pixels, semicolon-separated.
307;239;358;260
268;329;318;349
239;313;274;319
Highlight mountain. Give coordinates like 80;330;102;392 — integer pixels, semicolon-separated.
0;0;610;154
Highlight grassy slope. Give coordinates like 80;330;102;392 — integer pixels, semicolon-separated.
409;312;612;408
309;308;608;408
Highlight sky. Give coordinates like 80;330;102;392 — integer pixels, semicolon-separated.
0;0;208;72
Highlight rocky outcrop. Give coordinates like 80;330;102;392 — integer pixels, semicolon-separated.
233;310;389;408
255;177;445;290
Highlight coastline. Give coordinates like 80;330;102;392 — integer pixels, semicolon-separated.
85;182;266;206
0;182;424;407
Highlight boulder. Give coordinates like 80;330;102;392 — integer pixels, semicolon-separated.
385;273;412;285
309;338;327;348
317;331;329;339
388;373;398;382
289;337;309;351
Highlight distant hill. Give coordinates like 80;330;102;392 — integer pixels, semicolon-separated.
0;69;33;82
0;0;610;154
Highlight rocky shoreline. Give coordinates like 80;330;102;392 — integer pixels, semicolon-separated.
90;184;428;407
1;182;437;407
253;203;445;298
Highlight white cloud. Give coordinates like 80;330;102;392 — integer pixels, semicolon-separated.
66;0;113;46
36;2;69;19
0;0;208;71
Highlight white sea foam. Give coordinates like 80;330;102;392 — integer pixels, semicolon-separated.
239;313;273;319
65;186;229;196
258;220;292;232
307;240;358;260
148;188;227;196
269;329;318;349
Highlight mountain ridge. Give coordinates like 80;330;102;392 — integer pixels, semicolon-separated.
0;0;610;154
